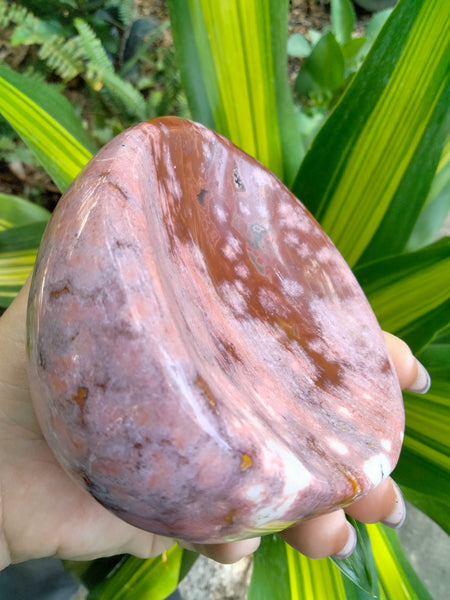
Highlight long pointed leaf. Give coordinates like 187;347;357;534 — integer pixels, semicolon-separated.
367;524;434;600
291;0;450;267
330;519;378;597
407;136;450;251
250;526;430;600
0;69;92;191
248;535;291;600
331;0;355;46
167;0;301;184
249;528;377;600
87;546;183;600
249;535;349;600
0;193;50;306
401;387;450;505
0;221;48;306
0;193;50;231
394;349;450;532
355;238;450;353
285;546;347;599
0;64;96;153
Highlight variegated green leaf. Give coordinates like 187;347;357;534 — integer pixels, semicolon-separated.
0;66;92;191
167;0;301;184
285;545;347;599
0;192;50;231
355;238;450;353
0;221;48;306
87;545;183;600
250;525;433;600
396;385;450;533
0;194;50;306
407;136;450;251
393;336;450;531
292;0;450;267
249;526;377;600
366;524;433;600
248;535;291;600
330;518;378;596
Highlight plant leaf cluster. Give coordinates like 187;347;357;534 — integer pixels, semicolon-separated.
289;1;392;111
0;0;188;158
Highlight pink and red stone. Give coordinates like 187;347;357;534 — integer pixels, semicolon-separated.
26;117;404;543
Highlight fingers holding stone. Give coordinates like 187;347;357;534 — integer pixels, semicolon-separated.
383;332;431;393
279;509;356;560
345;477;406;529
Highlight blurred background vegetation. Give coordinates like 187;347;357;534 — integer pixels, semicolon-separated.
0;1;448;599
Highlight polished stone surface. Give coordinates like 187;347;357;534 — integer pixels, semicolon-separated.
27;117;404;543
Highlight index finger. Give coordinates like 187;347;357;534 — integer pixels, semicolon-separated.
383;332;430;393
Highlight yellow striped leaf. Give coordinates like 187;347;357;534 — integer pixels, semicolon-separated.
292;0;450;267
0;68;92;191
167;0;301;184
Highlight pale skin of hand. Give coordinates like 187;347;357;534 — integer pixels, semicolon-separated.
0;280;426;569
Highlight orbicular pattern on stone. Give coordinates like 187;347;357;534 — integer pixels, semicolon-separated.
27;118;404;543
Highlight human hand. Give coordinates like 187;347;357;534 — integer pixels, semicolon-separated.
0;280;430;568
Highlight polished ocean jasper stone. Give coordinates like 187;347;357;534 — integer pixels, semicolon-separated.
27;117;404;543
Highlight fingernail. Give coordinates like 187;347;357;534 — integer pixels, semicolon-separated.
382;482;406;529
236;537;261;557
332;522;357;560
407;360;431;394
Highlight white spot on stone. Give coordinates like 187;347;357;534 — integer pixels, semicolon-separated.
269;440;312;493
381;439;392;452
235;263;249;279
235;279;249;296
277;202;311;233
222;244;238;261
239;201;251;216
338;406;352;418
227;232;241;251
316;246;334;263
326;438;349;455
280;277;303;299
215;205;227;223
297;242;313;258
245;484;265;502
250;440;313;525
363;454;391;486
258;288;276;315
220;281;248;316
222;233;241;261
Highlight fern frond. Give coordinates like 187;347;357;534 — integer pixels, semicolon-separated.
74;17;147;120
85;64;147;120
118;0;135;27
74;18;114;74
100;69;147;120
0;1;34;32
2;1;65;52
0;0;9;27
38;36;85;81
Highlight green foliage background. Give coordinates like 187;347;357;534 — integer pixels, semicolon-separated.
0;0;449;598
